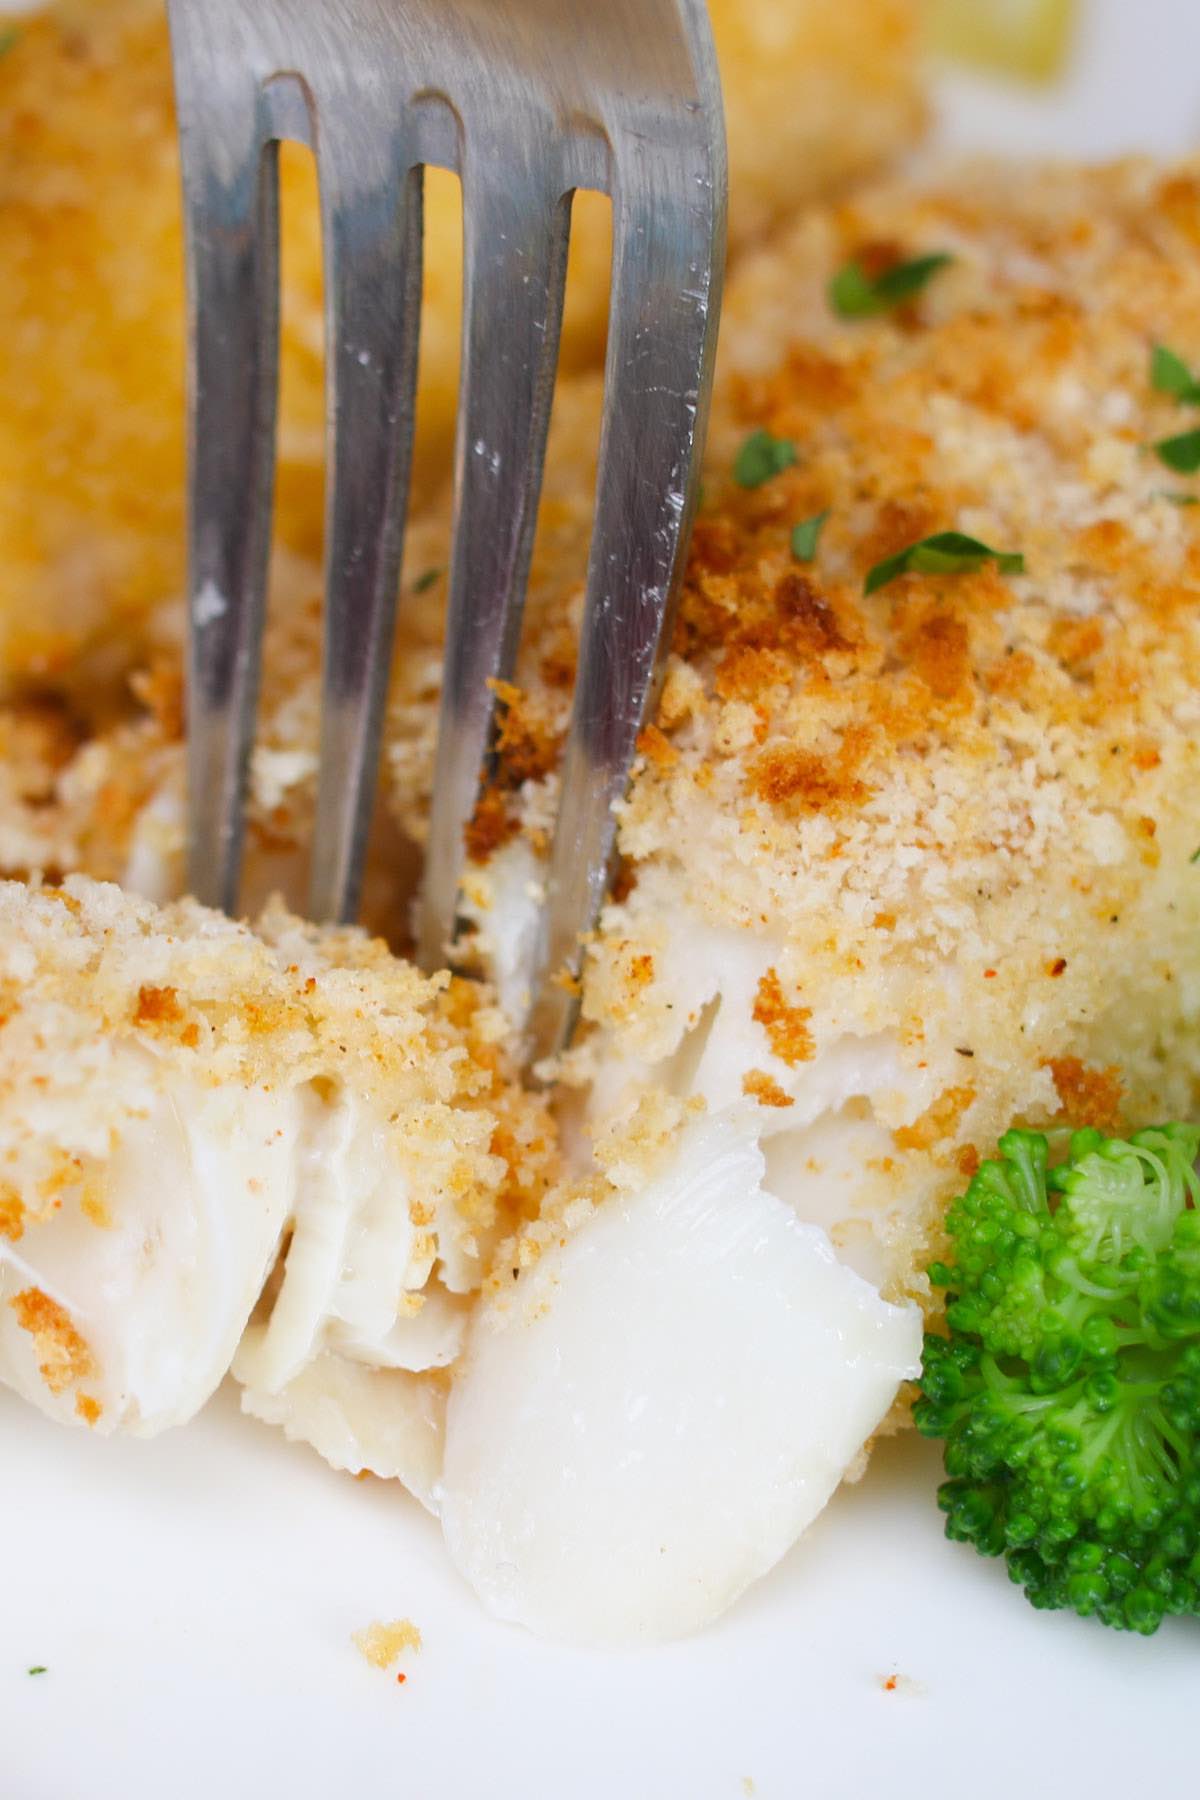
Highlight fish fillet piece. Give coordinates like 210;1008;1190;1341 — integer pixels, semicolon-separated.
383;155;1200;1312
440;1112;921;1646
0;875;557;1457
0;0;924;691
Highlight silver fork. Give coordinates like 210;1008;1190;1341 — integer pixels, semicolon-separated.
168;0;725;1058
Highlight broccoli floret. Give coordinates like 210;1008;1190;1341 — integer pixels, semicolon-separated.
915;1122;1200;1634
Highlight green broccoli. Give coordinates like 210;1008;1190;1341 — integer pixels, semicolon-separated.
915;1122;1200;1634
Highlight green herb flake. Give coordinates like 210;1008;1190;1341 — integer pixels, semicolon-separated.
27;1666;47;1677
412;567;442;594
0;28;20;57
790;510;830;562
864;530;1024;596
1191;846;1200;865
733;428;796;490
1158;490;1200;506
1155;428;1200;475
1151;343;1200;403
829;252;953;320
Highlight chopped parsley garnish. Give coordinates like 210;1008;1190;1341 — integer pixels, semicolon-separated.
1151;343;1200;403
412;567;442;594
27;1666;46;1677
1154;428;1200;475
734;429;796;489
790;511;830;562
0;28;20;56
865;530;1024;596
1158;490;1200;506
829;253;953;320
1191;846;1200;865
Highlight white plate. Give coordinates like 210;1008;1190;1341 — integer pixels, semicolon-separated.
3;3;1200;1794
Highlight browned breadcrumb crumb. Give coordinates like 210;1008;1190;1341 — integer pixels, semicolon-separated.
894;1086;975;1152
488;679;561;789
135;983;183;1026
10;1287;96;1395
742;1069;794;1108
74;1392;102;1425
748;735;872;815
0;1184;24;1242
752;969;814;1067
128;661;184;741
1045;1056;1125;1130
879;1671;923;1696
352;1619;422;1669
637;724;680;771
463;785;518;864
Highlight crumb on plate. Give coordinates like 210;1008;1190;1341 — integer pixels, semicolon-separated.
352;1619;423;1671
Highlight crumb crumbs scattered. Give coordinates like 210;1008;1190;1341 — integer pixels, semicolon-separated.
879;1671;923;1695
353;1618;422;1670
741;1780;756;1797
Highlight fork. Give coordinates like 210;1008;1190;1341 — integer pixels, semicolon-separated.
167;0;725;1058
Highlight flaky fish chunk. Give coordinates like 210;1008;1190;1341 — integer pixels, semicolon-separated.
440;1109;920;1645
0;876;556;1473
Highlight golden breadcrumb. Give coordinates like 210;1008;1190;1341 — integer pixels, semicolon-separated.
0;0;924;690
9;1287;96;1395
352;1618;423;1670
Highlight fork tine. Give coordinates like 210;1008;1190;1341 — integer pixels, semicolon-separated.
308;153;423;924
173;58;280;915
527;146;725;1061
417;155;571;971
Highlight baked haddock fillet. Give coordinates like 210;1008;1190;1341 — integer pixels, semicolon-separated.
4;156;1200;1638
17;155;1195;1301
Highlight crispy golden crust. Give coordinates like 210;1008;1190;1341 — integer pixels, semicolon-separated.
0;0;923;691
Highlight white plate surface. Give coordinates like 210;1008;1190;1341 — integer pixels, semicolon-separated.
3;2;1200;1794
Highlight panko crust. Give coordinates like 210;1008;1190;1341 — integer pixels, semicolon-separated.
0;0;923;690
